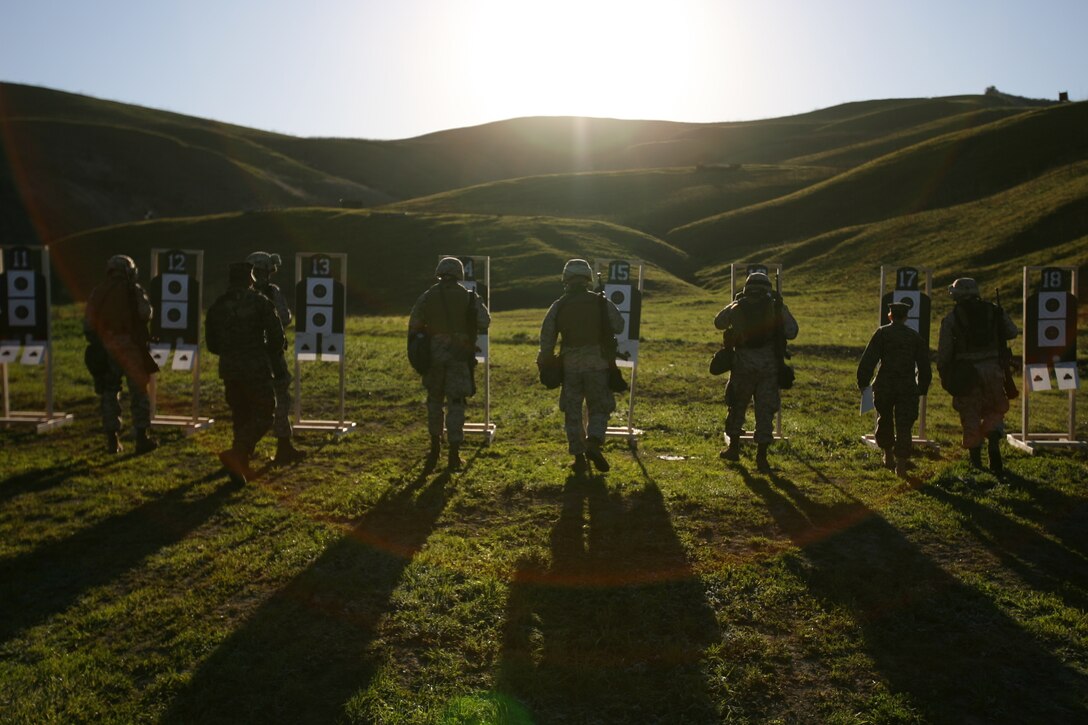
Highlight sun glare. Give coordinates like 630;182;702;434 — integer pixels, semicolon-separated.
447;0;722;121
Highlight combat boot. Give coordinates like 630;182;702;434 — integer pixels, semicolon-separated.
273;437;306;466
987;432;1004;474
572;454;589;477
586;436;610;472
968;446;983;468
134;428;158;454
218;450;250;486
756;443;771;472
720;438;740;461
895;458;909;479
447;443;463;471
423;435;441;473
882;449;896;471
105;431;123;454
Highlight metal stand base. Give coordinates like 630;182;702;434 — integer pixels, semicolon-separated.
295;420;356;437
1007;433;1088;454
463;422;497;445
0;412;74;433
608;426;643;449
861;434;939;450
151;415;214;435
724;432;788;444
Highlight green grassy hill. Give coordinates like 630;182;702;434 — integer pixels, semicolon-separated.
51;209;695;312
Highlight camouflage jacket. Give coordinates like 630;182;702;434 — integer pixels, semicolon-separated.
256;281;293;330
857;320;932;394
205;286;285;380
83;277;153;344
408;280;491;367
539;288;624;373
937;299;1018;373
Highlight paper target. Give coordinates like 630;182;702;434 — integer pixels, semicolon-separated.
305;306;334;335
8;299;36;328
7;270;35;298
149;343;172;367
172;344;197;371
0;342;19;363
1053;362;1080;390
161;273;190;302
605;284;631;312
1027;364;1052;391
306;278;333;306
295;332;317;360
21;344;45;365
320;333;344;361
160;301;188;330
1037;319;1067;348
1038;292;1068;319
892;291;921;317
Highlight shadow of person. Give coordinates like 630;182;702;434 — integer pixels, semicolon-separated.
497;475;721;723
740;466;1087;722
162;470;452;724
0;461;90;504
0;471;233;646
920;482;1088;613
997;471;1088;560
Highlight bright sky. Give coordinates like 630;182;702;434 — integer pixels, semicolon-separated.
2;0;1086;140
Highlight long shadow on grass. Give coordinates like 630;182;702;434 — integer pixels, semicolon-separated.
162;470;451;725
0;462;89;503
497;474;721;723
741;467;1087;723
999;472;1088;560
920;483;1088;612
0;472;232;645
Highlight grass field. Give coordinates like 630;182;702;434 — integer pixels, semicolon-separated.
2;288;1086;724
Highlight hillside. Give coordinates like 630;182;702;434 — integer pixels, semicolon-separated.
1;82;1056;243
50;209;696;312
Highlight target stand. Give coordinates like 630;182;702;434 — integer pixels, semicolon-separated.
443;254;496;444
596;258;644;447
1007;266;1085;454
724;262;788;444
293;252;355;437
862;265;938;452
148;248;214;434
0;246;73;433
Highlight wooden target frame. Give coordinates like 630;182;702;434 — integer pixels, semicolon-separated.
595;258;644;446
0;246;73;433
861;265;937;451
293;252;355;436
440;254;496;444
1007;265;1085;453
148;248;214;434
725;262;787;443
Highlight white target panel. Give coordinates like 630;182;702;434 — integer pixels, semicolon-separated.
160;301;189;330
320;333;344;361
305;306;334;335
604;284;632;313
1054;362;1080;390
172;344;197;371
7;270;36;298
1038;292;1068;320
21;344;45;366
891;291;921;318
161;273;190;302
306;278;334;306
1038;319;1067;348
0;342;19;363
295;332;318;361
7;299;36;328
149;343;172;367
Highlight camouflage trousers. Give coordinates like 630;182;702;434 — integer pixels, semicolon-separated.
95;355;151;433
560;369;615;454
424;359;474;444
953;360;1009;449
873;388;919;458
272;374;293;439
725;364;780;445
224;378;275;455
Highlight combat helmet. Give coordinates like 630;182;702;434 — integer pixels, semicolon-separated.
744;271;773;291
948;277;980;300
106;254;137;280
562;259;593;285
435;256;464;280
246;251;281;278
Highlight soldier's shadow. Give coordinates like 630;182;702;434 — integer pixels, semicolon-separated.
0;471;232;646
740;466;1087;721
162;469;452;724
496;472;721;723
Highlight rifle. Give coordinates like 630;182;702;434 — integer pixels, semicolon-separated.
995;287;1018;399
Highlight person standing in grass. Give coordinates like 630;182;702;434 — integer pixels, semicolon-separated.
715;272;798;472
409;256;491;472
205;262;284;486
83;254;159;455
246;251;305;466
937;277;1018;473
857;301;932;477
538;258;624;476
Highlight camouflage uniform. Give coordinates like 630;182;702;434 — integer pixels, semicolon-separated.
83;258;156;450
937;283;1018;452
408;276;491;446
715;281;799;447
539;281;624;456
254;278;293;439
857;309;932;464
205;274;285;460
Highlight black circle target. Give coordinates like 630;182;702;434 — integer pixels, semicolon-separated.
312;312;327;327
1044;325;1061;341
168;280;183;295
610;290;626;305
167;308;182;323
1044;297;1062;313
14;304;30;320
312;283;329;299
13;277;29;292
